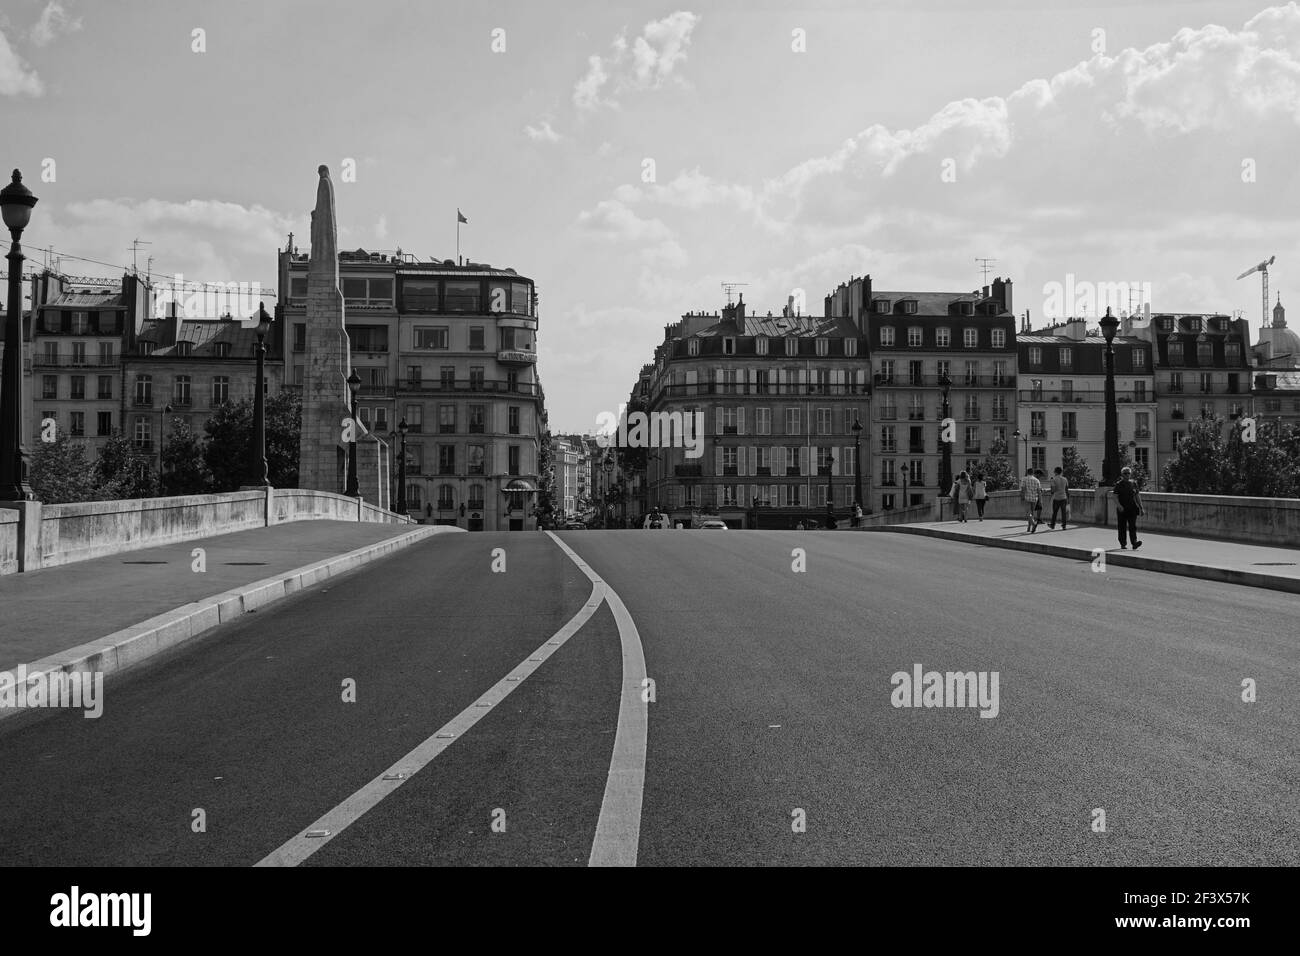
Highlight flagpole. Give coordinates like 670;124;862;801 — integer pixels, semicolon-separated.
456;215;460;265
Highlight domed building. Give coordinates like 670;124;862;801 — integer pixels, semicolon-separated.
1253;296;1300;369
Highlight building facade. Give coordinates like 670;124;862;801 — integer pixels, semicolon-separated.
279;247;545;530
1015;318;1157;480
640;295;868;528
1122;311;1253;464
838;275;1017;512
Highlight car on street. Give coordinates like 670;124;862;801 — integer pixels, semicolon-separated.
698;520;728;530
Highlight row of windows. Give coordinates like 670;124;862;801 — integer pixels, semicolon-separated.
406;483;492;510
1026;345;1150;368
288;324;534;354
287;276;534;316
389;443;524;476
356;404;524;435
656;484;858;509
690;337;859;357
38;311;125;335
879;327;1008;348
36;410;115;438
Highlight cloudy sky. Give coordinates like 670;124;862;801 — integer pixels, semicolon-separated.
2;0;1297;431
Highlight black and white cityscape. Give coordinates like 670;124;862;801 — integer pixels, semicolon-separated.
0;0;1294;938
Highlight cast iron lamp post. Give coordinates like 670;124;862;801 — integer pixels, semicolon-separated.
0;170;38;501
345;369;361;497
1100;307;1120;486
248;303;272;487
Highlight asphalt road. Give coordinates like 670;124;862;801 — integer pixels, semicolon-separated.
1;528;1295;866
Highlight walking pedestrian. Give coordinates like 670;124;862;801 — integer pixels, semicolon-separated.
1113;466;1144;550
973;475;988;520
952;470;972;522
1048;466;1069;529
1033;469;1048;526
795;520;806;531
852;501;863;528
1019;467;1042;532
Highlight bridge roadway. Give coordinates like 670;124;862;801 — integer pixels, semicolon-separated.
0;527;1295;866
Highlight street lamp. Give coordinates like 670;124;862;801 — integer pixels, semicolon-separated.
603;455;613;529
395;417;408;513
901;460;910;507
1099;307;1120;486
0;170;38;501
345;369;361;498
939;372;953;495
852;417;863;510
247;302;272;487
1012;427;1031;475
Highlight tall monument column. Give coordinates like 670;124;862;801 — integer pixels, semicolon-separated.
298;165;352;493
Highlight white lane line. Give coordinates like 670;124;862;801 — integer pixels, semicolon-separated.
544;532;649;868
254;576;605;868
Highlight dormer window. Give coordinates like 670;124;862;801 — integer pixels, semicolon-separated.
1189;318;1201;331
901;299;918;314
176;342;192;357
962;302;974;316
688;338;700;356
874;299;890;314
755;335;769;355
844;338;858;357
1156;316;1174;331
723;337;736;355
214;342;231;358
784;336;798;357
815;337;829;357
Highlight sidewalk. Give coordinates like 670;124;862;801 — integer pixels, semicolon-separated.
0;520;454;674
869;518;1300;593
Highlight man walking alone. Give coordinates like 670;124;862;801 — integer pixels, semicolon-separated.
973;475;988;521
1113;466;1143;550
1048;466;1069;530
1019;467;1042;533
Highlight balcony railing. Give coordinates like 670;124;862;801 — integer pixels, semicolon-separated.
34;355;119;368
1060;430;1078;440
133;397;153;407
358;384;394;396
786;466;802;476
1134;429;1152;440
907;410;926;421
398;379;542;396
879;407;897;420
652;382;871;400
875;374;1015;388
881;443;897;453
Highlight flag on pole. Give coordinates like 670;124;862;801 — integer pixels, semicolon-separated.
457;209;468;224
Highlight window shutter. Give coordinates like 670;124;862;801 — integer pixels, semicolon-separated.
832;451;841;476
715;446;723;477
800;446;808;474
737;407;745;435
715;406;724;434
748;368;757;392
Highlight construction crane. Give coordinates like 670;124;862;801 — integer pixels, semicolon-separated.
1237;255;1275;328
721;281;748;306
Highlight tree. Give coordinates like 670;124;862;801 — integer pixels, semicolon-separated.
28;433;100;503
1226;418;1300;498
161;418;214;495
535;430;556;519
95;431;160;499
204;392;302;491
1159;415;1229;494
969;452;1016;492
1060;446;1096;489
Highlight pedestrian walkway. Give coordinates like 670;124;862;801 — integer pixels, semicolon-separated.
0;520;445;672
872;518;1300;593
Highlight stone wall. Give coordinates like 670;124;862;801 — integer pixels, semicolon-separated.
0;488;412;575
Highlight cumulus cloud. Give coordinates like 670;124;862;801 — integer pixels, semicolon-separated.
524;120;562;143
0;27;42;96
574;11;699;110
30;2;83;48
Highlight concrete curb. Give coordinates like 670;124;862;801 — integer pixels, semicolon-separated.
866;525;1300;595
0;525;464;722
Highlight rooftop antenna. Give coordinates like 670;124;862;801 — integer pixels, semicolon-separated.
976;258;996;286
130;238;152;274
721;281;748;306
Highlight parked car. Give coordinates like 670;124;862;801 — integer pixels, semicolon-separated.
699;520;728;530
563;520;586;530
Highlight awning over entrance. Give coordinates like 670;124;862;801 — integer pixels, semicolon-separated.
504;479;537;492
